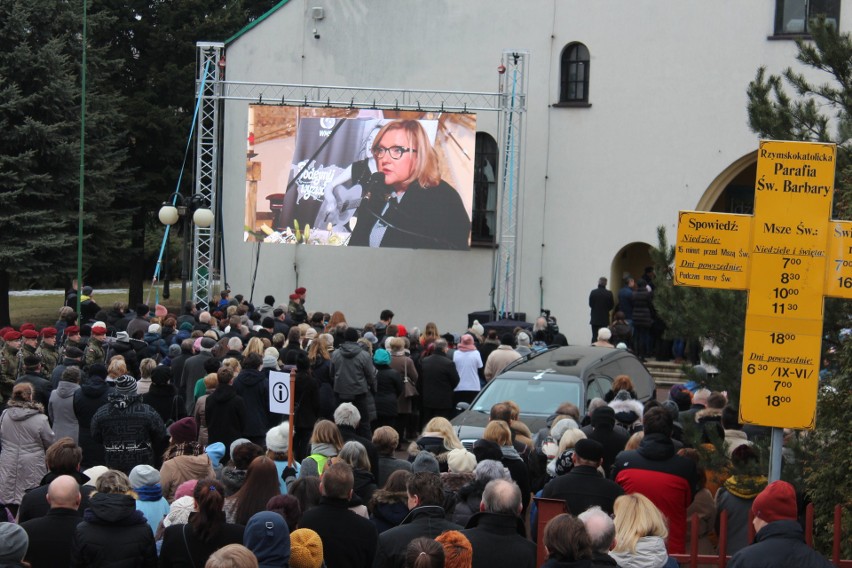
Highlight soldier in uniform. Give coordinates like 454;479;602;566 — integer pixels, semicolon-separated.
21;328;40;360
0;330;23;403
288;291;308;324
63;326;85;352
37;327;60;378
84;325;108;368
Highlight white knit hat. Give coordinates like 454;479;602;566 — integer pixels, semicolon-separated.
266;422;290;453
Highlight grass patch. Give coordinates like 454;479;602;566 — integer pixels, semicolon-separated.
10;287;184;327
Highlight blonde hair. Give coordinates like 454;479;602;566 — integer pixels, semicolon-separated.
483;420;512;447
423;417;464;450
612;493;669;554
204;544;258;568
558;429;587;454
221;357;242;376
372;120;441;188
625;431;644;451
96;470;133;495
203;372;219;391
422;322;440;344
107;357;127;379
309;420;344;450
387;337;406;354
242;337;265;358
139;358;157;380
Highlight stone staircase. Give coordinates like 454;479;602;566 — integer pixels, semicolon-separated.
643;359;688;396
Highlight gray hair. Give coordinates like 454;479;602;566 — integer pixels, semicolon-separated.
481;478;521;515
338;441;371;471
434;338;448;352
587;398;607;416
578;506;616;553
227;337;243;351
334;403;361;428
61;366;82;384
474;459;511;483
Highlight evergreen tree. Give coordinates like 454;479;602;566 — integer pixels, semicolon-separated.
0;0;131;326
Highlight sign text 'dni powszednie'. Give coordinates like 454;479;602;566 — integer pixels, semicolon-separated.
675;140;839;430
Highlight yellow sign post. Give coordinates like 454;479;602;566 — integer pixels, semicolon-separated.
675;140;840;430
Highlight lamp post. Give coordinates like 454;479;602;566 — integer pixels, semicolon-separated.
158;194;214;308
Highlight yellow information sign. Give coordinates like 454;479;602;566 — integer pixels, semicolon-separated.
824;220;852;298
674;212;751;289
674;139;837;430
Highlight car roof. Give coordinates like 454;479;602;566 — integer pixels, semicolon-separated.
503;345;633;377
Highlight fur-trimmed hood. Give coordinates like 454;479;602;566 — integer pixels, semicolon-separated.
370;489;408;507
441;471;475;492
5;399;45;418
695;407;724;423
609;398;643;422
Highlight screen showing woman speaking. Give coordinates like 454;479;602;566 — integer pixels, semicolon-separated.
244;106;476;251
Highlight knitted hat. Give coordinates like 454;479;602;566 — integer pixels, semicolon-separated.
752;480;798;523
65;346;84;359
129;464;161;488
162;496;196;528
446;448;477;473
470;320;485;337
516;332;531;347
290;528;323;568
262;355;279;369
115;374;138;396
175;480;198;500
363;332;379;345
554;449;576;476
205;442;225;468
148;323;162;334
373;348;391;366
412;452;440;474
180;321;193;332
155;304;168;318
169;417;198;444
396;324;408;338
574;439;604;463
458;334;476;352
591;406;616;428
168;344;182;358
0;522;28;561
471;439;503;463
266;423;290;453
200;337;217;349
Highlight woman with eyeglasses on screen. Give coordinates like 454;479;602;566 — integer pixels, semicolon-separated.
348;119;471;250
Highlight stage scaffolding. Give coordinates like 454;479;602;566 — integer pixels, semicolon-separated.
194;43;527;316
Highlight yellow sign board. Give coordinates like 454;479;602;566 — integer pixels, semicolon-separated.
675;139;837;430
674;212;751;289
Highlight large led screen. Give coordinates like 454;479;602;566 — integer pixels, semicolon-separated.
244;106;476;250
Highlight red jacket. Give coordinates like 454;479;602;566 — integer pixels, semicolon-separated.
612;433;699;554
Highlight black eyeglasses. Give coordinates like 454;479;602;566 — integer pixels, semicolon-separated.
372;145;417;160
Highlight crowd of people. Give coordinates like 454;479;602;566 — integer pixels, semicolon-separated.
0;287;835;567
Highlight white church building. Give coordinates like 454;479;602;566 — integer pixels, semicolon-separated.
210;0;846;344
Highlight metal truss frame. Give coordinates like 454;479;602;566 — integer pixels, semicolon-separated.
194;43;527;315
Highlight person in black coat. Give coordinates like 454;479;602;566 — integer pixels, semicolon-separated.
292;352;320;462
631;279;653;360
72;366;111;469
589;277;615;344
21;475;85;567
159;479;246;568
233;353;273;446
419;339;460;424
17;438;95;523
540;439;624;516
461;479;536;568
180;338;216;415
70;476;157;567
580;406;630;474
374;472;462;568
728;480;833;568
299;462;379;568
205;367;247;463
372;349;404;431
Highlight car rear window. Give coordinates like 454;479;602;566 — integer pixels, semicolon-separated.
471;378;582;416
